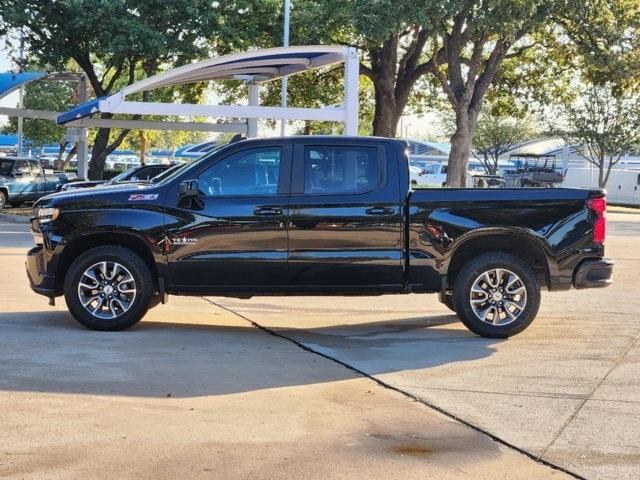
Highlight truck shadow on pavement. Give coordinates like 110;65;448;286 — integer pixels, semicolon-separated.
0;310;499;398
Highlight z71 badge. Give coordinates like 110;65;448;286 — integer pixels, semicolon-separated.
128;193;159;201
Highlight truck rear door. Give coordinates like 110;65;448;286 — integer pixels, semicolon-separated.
287;140;404;289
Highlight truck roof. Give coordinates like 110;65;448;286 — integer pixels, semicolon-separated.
0;156;33;162
230;135;408;146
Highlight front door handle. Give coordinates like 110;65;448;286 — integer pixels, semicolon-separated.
365;207;395;216
254;207;283;216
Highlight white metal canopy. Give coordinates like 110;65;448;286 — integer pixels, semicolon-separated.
57;45;360;136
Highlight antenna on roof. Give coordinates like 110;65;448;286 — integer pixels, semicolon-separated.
228;134;246;144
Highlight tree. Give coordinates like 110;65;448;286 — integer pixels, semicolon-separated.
555;0;640;89
0;0;217;178
292;1;448;137
427;1;562;187
554;84;640;188
472;113;538;174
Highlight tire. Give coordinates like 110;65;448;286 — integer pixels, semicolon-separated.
439;292;456;313
64;246;154;331
452;252;540;338
0;190;7;210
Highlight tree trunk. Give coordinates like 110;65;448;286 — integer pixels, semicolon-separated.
139;131;147;165
371;81;400;137
88;128;111;180
598;161;606;189
54;140;68;171
446;111;477;187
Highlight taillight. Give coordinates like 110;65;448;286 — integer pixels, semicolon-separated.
588;197;606;244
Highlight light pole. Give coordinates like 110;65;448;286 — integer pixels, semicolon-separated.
17;31;25;157
280;0;291;136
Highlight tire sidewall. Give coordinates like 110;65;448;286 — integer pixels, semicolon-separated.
453;253;540;338
64;246;153;331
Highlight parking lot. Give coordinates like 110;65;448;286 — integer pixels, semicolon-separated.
1;211;638;480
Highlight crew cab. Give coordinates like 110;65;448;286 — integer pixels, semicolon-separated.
0;157;76;210
26;137;613;338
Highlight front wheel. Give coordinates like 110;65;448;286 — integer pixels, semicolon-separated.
452;253;540;338
438;292;456;313
64;246;154;331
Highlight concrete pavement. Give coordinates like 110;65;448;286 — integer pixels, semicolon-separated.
0;220;570;479
212;212;640;480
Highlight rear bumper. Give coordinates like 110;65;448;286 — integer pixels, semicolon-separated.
573;258;613;289
26;245;56;297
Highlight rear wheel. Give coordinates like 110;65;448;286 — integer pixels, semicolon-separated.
0;191;7;210
452;253;540;338
64;246;154;331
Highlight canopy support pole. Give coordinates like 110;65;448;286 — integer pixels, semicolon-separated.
76;74;89;179
343;47;359;136
247;83;259;138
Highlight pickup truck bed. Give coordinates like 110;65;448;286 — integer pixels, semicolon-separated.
26;136;612;338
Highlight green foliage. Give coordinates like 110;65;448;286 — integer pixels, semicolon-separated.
557;0;640;88
472;112;539;174
553;83;640;187
0;0;218;178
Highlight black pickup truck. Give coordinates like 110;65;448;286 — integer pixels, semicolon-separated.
26;136;613;338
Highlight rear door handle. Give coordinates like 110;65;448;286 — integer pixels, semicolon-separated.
365;207;395;216
254;207;283;216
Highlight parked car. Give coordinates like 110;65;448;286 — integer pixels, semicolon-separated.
60;164;179;191
27;136;612;338
0;157;76;210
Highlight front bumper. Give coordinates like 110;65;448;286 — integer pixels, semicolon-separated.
26;244;57;297
573;258;613;289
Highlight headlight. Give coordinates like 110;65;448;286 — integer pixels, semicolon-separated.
35;207;60;221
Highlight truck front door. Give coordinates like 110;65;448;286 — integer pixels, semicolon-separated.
287;141;404;290
165;144;291;290
10;160;37;203
28;160;48;197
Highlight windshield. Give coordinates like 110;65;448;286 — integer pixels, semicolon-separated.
422;164;441;175
107;167;137;184
0;160;12;176
154;143;229;186
150;163;186;183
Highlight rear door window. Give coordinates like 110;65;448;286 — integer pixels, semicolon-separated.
303;146;382;194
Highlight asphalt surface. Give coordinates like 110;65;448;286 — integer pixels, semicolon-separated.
0;212;638;479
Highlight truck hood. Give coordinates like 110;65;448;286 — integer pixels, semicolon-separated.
33;183;162;210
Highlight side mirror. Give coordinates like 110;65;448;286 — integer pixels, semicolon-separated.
179;179;200;198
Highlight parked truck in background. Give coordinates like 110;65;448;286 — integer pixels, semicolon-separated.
26;136;613;338
0;157;76;210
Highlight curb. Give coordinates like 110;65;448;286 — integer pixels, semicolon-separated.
0;212;30;224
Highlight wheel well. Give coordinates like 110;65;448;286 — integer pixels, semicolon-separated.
446;234;549;289
55;232;159;294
